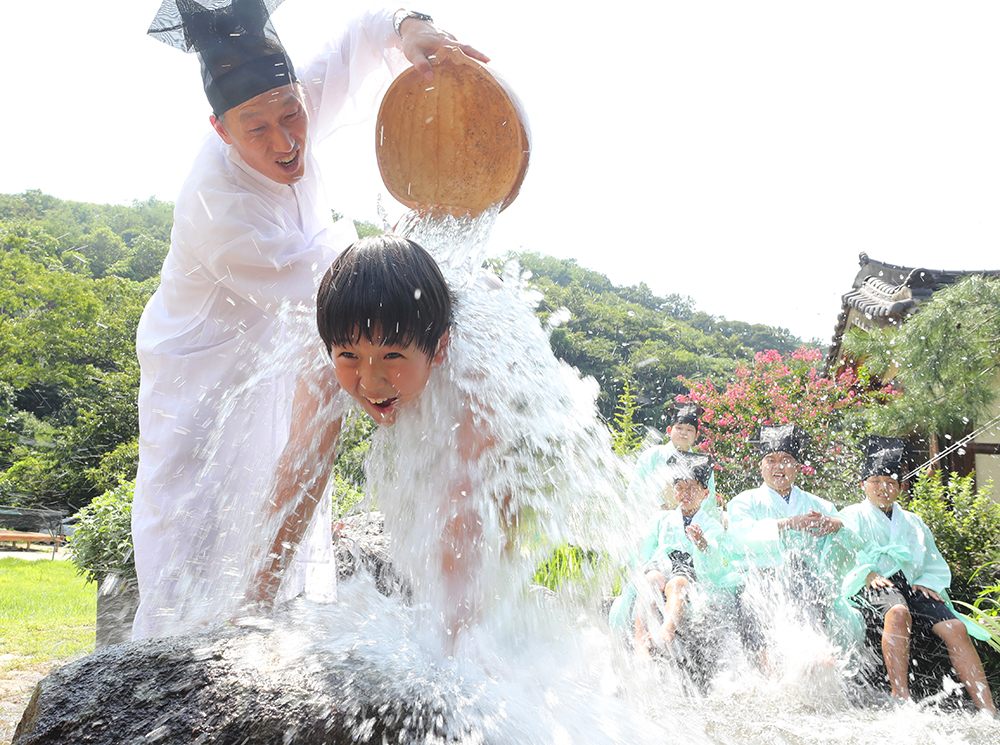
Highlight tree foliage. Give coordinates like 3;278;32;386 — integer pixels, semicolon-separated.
905;470;1000;606
68;480;136;585
515;252;809;427
844;275;1000;438
679;348;895;503
0;192;159;510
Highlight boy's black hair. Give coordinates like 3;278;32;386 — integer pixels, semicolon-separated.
317;234;454;358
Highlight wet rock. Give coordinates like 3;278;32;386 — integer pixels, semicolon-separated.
334;511;411;600
13;624;487;745
95;578;140;650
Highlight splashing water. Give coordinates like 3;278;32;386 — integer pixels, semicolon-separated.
135;206;1000;743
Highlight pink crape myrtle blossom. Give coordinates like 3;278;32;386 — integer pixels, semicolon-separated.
679;347;895;504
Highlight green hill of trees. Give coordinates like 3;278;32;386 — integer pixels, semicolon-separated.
0;190;808;514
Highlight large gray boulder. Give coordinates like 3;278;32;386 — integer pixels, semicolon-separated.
14;619;493;745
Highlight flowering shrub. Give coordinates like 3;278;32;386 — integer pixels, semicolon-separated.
680;348;895;504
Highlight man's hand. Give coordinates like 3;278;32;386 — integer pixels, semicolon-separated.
780;510;842;536
399;17;489;81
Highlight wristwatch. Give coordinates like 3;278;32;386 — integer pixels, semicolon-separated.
394;10;434;38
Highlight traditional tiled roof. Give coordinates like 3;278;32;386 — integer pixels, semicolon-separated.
826;253;1000;372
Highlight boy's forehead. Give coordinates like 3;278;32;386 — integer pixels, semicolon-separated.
763;451;795;461
338;325;418;350
673;477;703;488
865;475;900;484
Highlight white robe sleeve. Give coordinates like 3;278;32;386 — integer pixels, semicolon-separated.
909;512;952;594
297;7;408;144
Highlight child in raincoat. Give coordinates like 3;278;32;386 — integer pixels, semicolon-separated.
610;452;740;679
841;436;996;715
726;424;862;667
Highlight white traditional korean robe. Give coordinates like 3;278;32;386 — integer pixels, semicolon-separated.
839;499;988;641
132;9;405;640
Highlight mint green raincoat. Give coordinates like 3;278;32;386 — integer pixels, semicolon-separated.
727;484;864;650
608;503;740;632
839;499;989;642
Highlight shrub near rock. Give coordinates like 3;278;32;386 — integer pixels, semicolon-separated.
68;481;139;647
68;481;135;586
904;471;1000;606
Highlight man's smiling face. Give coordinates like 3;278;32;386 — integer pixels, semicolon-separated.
211;84;307;185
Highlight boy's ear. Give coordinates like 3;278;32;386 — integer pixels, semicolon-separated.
432;329;450;365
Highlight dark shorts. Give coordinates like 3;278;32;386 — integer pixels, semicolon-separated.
854;573;968;703
642;550;696;582
854;572;957;634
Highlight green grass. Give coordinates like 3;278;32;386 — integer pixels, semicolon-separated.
0;558;95;669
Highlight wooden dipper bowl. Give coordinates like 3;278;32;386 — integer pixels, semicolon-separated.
375;47;531;217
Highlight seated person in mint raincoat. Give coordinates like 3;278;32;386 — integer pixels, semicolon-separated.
841;436;996;715
727;424;863;668
626;403;720;565
610;452;741;681
628;402;717;516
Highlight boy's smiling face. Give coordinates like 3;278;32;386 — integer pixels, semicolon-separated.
330;329;448;426
760;451;798;495
863;475;901;513
669;422;698;451
674;478;708;516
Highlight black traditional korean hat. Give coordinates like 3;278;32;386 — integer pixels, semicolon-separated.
860;435;910;481
148;0;297;117
666;451;715;488
753;423;809;462
671;402;701;427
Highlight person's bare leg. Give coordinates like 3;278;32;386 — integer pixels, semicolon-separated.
657;575;689;645
634;571;667;659
883;604;912;700
933;619;997;715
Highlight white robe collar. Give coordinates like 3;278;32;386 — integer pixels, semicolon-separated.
222;142;299;201
762;483;804;515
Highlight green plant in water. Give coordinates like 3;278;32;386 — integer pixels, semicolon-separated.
610;380;644;456
953;562;1000;654
69;480;136;585
532;544;602;592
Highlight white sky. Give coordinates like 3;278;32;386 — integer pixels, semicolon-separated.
6;1;1000;344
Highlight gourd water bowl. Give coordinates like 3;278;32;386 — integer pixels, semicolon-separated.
376;47;531;217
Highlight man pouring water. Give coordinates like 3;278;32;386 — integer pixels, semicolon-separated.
132;0;487;639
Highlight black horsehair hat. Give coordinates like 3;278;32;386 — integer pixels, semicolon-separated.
671;402;701;427
148;0;297;117
666;451;714;489
860;435;909;481
752;423;810;462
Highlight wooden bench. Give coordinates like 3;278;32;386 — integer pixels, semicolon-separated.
0;530;66;550
0;507;67;558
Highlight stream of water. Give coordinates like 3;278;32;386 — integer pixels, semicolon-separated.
177;207;1000;743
